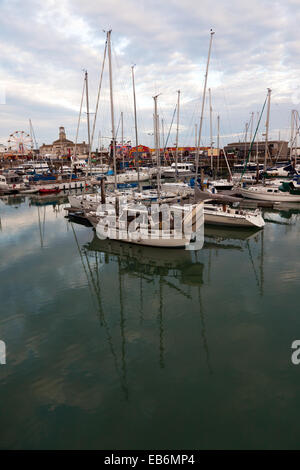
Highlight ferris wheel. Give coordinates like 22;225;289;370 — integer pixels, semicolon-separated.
8;130;33;155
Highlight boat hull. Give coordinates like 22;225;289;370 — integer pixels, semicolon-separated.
204;212;264;228
240;188;300;202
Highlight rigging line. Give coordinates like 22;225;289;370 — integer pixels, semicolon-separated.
111;42;136;135
85;252;123;380
115;113;122;140
158;275;165;369
214;44;233;137
161;278;192;300
164;103;177;153
70;222;98;313
42;206;46;240
197;285;213;374
69;74;86;186
238;92;268;183
74;74;86;160
91;39;108;151
246;240;260;289
37;206;43;249
118;258;129;401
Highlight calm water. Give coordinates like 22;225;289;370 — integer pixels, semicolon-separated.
0;194;300;450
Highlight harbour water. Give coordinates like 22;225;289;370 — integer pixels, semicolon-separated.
0;195;300;449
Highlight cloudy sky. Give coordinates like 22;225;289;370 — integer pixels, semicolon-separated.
0;0;299;150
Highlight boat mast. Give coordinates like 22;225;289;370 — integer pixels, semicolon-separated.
161;118;165;163
209;88;213;172
256;111;259;162
195;30;215;182
85;71;92;178
244;121;249;161
154;95;161;198
264;88;271;172
217;115;220;173
249;112;254;162
107;30;117;190
295;112;298;168
175;90;180;181
290;110;295;163
256;111;260;182
121;111;125;170
98;130;103;168
131;65;140;186
157;114;160;161
29;119;38;159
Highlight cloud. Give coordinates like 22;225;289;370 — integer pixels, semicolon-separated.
0;0;299;149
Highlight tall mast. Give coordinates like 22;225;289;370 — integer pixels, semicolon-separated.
290;110;295;162
249;112;254;143
195;30;215;182
98;130;103;168
256;111;259;162
131;65;140;185
121;111;124;145
29;119;38;158
85;70;92;178
249;112;254;162
107;30;117;190
154;95;160;198
264;88;271;171
195;123;197;148
161;118;165;164
121;111;124;169
157;114;160;160
217;115;220;173
243;121;249;161
175;90;180;181
295;112;298;167
209;88;213;171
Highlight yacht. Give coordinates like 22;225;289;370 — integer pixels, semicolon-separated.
85;201;204;248
240;181;300;202
204;203;265;228
162;163;195;178
0;173;26;192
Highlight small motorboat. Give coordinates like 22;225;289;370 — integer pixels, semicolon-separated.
39;188;61;195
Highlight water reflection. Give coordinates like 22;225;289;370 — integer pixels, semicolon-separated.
77;232;207;398
86;235;204;381
70;223;267;396
1;195;300;448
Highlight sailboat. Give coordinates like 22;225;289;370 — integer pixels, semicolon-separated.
204;203;265;228
86;200;204;248
240;180;300;202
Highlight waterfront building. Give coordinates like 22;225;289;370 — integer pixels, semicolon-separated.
224;140;288;161
39;127;89;159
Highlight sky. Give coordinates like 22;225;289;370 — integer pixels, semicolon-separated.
0;0;300;151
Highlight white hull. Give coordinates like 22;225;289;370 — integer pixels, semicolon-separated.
105;172;149;184
94;228;192;248
240;187;300;202
163;170;193;178
161;182;194;195
86;202;204;249
204;212;264;228
31;180;93;191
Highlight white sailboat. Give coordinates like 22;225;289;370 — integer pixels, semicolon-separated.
104;170;149;184
204;203;265;228
240;183;300;202
162;162;195;178
86;201;204;248
84;35;204;249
